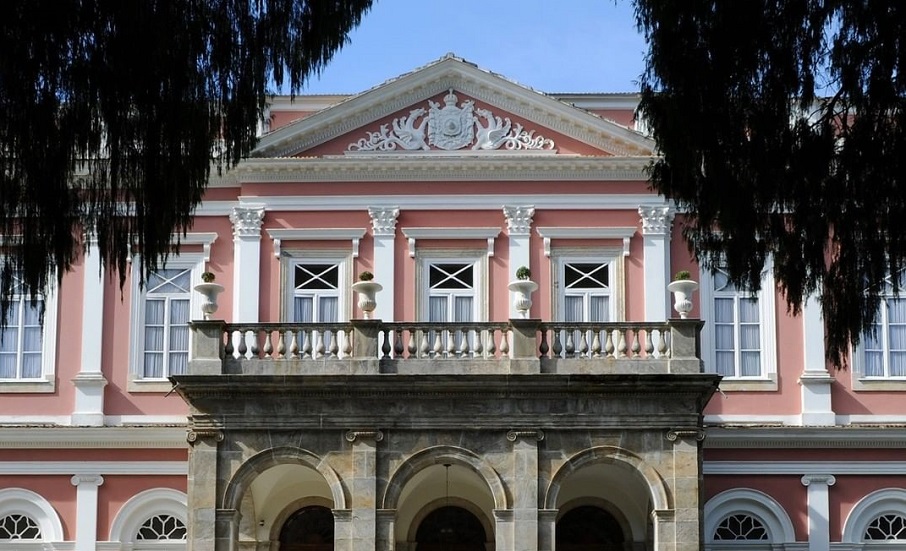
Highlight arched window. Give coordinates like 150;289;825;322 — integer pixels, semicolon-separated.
843;489;906;544
704;488;795;549
713;514;769;541
864;513;906;541
0;514;41;540
136;514;187;541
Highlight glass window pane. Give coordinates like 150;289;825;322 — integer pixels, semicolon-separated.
739;298;760;323
589;295;609;322
454;296;473;323
428;296;447;323
319;297;339;322
294;297;314;323
564;296;583;322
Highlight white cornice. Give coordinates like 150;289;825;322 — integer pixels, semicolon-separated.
0;461;187;475
704;461;906;475
193;194;668;216
173;232;218;262
253;56;654;158
401;227;501;257
705;426;906;448
0;427;187;448
207;155;653;186
536;226;637;257
266;228;366;257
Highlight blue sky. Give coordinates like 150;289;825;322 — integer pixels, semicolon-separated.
298;0;647;95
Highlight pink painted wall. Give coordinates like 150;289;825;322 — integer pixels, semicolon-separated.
0;475;75;540
98;475;187;541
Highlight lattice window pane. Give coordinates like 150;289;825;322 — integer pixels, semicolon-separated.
136;515;187;541
865;514;906;540
713;514;769;541
0;514;41;540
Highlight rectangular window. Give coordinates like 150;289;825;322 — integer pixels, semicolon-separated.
427;262;476;324
0;270;57;392
862;275;906;379
142;267;192;378
291;262;341;324
562;261;612;323
700;262;777;388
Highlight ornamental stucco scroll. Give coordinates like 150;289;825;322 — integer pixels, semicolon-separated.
348;90;556;153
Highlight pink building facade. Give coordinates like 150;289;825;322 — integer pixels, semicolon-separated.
1;55;905;551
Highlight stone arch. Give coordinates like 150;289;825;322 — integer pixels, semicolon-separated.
0;488;64;542
843;488;906;543
704;488;795;543
406;497;495;544
109;488;187;543
382;445;508;510
222;446;347;511
544;446;671;511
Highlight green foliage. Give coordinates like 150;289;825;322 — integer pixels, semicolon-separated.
635;0;906;367
358;271;374;281
516;266;531;280
673;270;691;281
0;0;372;323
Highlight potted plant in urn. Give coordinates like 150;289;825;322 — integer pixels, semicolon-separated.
195;271;224;320
667;270;699;319
508;266;538;319
351;271;382;319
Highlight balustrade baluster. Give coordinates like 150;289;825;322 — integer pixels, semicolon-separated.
315;332;325;359
658;331;669;356
645;330;655;357
276;331;286;358
552;331;563;357
302;331;312;359
408;330;418;358
604;331;614;357
617;330;627;357
539;329;549;358
565;331;575;357
394;329;404;358
237;332;248;360
499;330;509;356
249;331;260;358
474;330;484;358
446;331;456;358
420;331;430;358
329;331;339;358
343;330;352;357
631;330;641;357
225;332;234;357
433;332;443;358
487;329;497;357
263;331;273;359
289;331;299;359
381;329;392;359
579;331;589;358
591;331;602;357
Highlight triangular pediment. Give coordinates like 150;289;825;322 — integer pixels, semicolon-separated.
253;54;655;159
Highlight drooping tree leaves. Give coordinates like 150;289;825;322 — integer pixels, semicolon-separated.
0;0;372;323
635;0;906;367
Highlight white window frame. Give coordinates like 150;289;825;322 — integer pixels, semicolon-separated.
0;272;58;394
551;248;624;323
853;271;906;390
843;488;906;545
417;251;487;322
699;259;777;391
282;251;351;323
0;488;64;547
704;488;795;551
109;488;187;550
129;254;205;392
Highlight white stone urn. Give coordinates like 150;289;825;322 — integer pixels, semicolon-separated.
194;282;225;320
667;279;699;319
508;279;539;319
352;280;383;319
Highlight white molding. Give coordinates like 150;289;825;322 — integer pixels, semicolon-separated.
0;462;187;475
0;427;187;448
842;488;906;544
174;232;218;263
705;426;906;448
536;227;636;257
402;227;500;257
841;414;906;423
266;228;365;258
0;487;65;541
206;156;654;186
705;462;906;475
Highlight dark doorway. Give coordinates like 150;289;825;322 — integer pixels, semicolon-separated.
415;505;487;551
279;505;334;551
556;505;626;551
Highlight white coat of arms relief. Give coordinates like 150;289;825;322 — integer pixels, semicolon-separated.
347;90;555;152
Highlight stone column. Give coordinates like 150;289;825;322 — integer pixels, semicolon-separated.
186;428;224;551
493;509;514;551
71;474;103;551
802;474;836;551
215;509;240;551
72;238;108;426
334;509;353;551
368;207;399;322
507;430;543;551
229;205;265;324
376;509;396;551
666;428;706;551
538;509;558;551
638;206;674;322
800;295;835;426
651;509;676;551
346;430;383;551
503;206;535;318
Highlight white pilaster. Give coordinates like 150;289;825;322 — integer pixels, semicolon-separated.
72;240;108;427
638;206;674;321
229;205;265;323
504;206;535;318
71;474;103;551
802;474;835;551
368;207;399;321
800;294;835;426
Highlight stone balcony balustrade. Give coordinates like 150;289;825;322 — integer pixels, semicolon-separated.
188;318;703;376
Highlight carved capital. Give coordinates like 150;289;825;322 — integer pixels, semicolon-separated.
506;429;545;442
801;474;836;487
70;474;104;487
187;428;224;444
638;206;674;236
229;206;265;238
503;206;535;235
368;207;400;236
666;428;706;442
345;430;384;443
